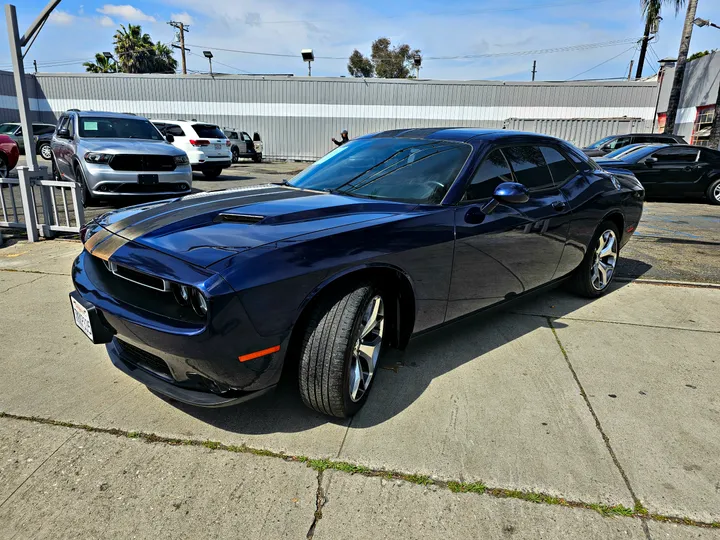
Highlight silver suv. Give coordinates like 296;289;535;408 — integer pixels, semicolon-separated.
51;111;192;206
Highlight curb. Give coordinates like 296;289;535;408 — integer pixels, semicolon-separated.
616;277;720;290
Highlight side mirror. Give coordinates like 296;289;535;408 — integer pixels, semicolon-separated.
643;157;657;167
493;182;529;204
57;128;70;139
166;134;175;143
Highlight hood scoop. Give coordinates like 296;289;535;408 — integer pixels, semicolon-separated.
215;213;265;225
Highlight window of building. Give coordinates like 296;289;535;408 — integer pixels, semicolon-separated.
692;105;715;147
657;113;666;134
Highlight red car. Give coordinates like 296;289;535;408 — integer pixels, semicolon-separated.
0;134;20;178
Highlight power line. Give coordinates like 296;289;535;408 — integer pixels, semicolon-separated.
565;45;637;81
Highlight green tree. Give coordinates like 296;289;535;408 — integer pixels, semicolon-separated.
636;0;686;78
113;24;155;73
152;42;178;73
83;53;117;73
347;38;421;79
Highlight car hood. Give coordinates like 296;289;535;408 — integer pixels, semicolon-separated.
79;138;184;155
85;184;416;268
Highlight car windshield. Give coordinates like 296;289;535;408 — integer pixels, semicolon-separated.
78;117;163;140
586;135;619;149
289;138;471;204
0;124;18;134
193;124;226;138
604;144;649;159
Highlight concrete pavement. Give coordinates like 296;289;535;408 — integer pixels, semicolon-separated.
1;237;720;538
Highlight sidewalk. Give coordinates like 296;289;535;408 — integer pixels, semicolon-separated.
1;240;719;539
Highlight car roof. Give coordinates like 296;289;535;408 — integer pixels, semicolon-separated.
609;133;680;138
365;127;564;144
73;111;146;120
151;119;219;126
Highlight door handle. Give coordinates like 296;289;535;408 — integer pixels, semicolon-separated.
552;201;567;212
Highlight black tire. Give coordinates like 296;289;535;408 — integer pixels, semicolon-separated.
74;163;93;207
202;168;222;179
570;220;620;298
253;154;262;163
38;142;52;161
707;178;720;205
298;284;386;418
231;146;239;163
0;154;8;178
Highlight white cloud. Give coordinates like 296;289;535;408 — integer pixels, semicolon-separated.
96;4;156;23
49;10;76;25
98;15;116;27
170;12;194;25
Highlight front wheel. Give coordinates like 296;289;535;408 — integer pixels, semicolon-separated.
570;221;620;298
74;164;93;207
231;146;239;163
707;178;720;205
202;168;222;179
299;285;386;418
0;154;8;178
38;143;52;161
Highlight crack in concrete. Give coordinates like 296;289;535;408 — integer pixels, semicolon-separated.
0;268;68;276
0;274;46;295
335;416;353;459
306;470;325;539
547;318;652;540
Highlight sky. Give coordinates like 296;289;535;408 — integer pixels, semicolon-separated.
2;0;720;81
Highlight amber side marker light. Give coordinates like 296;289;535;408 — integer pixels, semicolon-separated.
238;345;281;363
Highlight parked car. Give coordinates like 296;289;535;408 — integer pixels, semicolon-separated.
0;122;56;156
35;131;54;160
596;144;720;204
50;111;192;206
69;128;644;417
152;120;232;178
0;134;20;178
583;133;686;157
223;129;263;163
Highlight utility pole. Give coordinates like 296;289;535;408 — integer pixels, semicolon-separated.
168;21;189;75
627;59;634;80
531;60;537;81
664;0;698;134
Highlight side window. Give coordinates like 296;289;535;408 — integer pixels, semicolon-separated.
502;146;554;191
67;115;75;137
653;147;699;163
465;149;514;201
700;148;720;163
241;132;252;142
165;124;185;137
605;136;632;150
56;116;68;134
153;123;167;134
540;146;577;185
632;136;656;144
229;132;239;140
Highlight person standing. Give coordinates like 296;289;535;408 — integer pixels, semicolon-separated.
332;129;349;146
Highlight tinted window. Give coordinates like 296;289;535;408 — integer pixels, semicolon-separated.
224;131;239;140
192;124;225;138
0;124;17;135
540;146;577;184
241;132;252;142
502;146;554;190
33;124;54;135
700;148;720;163
78;116;163;140
632;135;663;144
653;147;699;162
465;150;514;201
165;124;185;137
604;136;632;150
289;138;470;204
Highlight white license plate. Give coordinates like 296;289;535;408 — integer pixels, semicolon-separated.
71;296;94;341
214;143;222;150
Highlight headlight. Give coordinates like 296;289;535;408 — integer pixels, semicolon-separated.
191;289;208;316
84;152;112;164
174;154;190;165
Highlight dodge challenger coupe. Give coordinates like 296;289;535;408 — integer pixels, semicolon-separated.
70;128;644;418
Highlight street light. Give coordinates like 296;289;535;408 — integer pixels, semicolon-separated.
203;50;214;76
693;17;720;30
413;53;422;78
301;49;314;76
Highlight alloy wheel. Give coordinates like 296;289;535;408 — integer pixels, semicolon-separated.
591;229;618;291
40;144;52;160
348;295;384;402
713;183;720;203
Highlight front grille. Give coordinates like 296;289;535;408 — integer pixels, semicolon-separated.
104;183;189;194
109;154;177;172
117;339;173;379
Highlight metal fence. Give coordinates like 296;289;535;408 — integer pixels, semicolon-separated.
0;167;84;242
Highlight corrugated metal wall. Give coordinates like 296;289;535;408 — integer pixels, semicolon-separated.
0;72;659;159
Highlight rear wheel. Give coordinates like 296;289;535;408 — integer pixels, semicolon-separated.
570;220;620;298
202;168;222;179
38;142;52;160
0;154;8;178
707;178;720;205
299;284;386;418
74;163;93;207
231;146;239;163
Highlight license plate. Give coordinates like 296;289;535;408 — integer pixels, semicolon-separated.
71;296;94;341
214;144;222;150
138;174;159;185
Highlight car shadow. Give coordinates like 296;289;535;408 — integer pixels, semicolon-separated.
164;263;652;434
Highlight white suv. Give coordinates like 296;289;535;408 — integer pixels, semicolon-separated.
152;120;232;178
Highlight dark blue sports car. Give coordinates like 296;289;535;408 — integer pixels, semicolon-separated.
70;128;644;417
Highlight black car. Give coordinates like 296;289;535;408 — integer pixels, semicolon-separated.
595;144;720;205
223;129;262;163
0;122;56;157
583;133;686;158
35;131;54;160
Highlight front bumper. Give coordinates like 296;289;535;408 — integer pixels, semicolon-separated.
83;163;193;196
71;247;289;407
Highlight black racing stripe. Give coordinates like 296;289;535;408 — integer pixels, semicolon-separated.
105;184;283;235
115;188;319;242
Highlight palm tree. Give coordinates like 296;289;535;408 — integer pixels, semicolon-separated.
113;24;154;73
152;42;178;74
663;0;698;134
636;1;686;79
83;53;117;73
